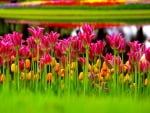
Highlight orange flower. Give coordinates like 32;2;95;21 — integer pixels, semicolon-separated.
25;59;31;69
88;64;92;72
0;74;5;82
59;68;65;78
55;63;60;73
47;73;52;82
33;57;38;62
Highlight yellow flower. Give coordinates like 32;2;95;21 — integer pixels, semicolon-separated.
144;78;148;86
20;72;25;80
51;57;56;66
94;67;99;74
11;63;18;73
123;74;130;83
71;62;76;70
79;72;83;80
96;59;101;68
26;71;32;81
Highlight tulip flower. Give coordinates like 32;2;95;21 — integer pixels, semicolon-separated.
19;59;25;71
11;31;23;48
118;38;126;53
140;60;149;73
40;54;52;65
95;40;106;55
127;51;141;64
145;47;150;62
40;36;50;53
128;41;141;52
78;23;96;46
19;45;30;59
106;33;126;52
28;26;44;44
46;31;60;49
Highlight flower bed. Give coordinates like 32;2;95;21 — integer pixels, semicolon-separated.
0;23;150;96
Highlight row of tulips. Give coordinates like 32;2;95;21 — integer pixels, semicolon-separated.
5;19;124;28
1;1;124;8
0;23;150;96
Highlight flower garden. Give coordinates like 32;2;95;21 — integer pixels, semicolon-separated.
0;1;150;113
0;23;150;113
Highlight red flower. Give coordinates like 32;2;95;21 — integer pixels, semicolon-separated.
78;57;86;65
19;59;25;71
40;54;52;65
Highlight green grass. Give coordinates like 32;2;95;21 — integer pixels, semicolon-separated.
0;90;150;113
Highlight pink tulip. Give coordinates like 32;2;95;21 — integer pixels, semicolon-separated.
19;45;30;59
106;33;125;52
140;60;149;73
26;36;37;56
89;43;95;60
40;54;52;65
46;31;60;47
118;38;126;53
0;40;12;59
78;23;96;46
127;51;141;64
95;40;106;55
40;36;50;53
145;47;150;62
102;53;113;64
128;41;141;52
54;42;64;58
28;26;44;44
11;31;23;48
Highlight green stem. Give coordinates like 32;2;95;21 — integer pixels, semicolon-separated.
134;64;138;96
16;49;20;91
35;44;39;92
113;50;117;93
84;46;89;95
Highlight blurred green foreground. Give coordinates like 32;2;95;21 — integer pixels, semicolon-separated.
0;91;150;113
